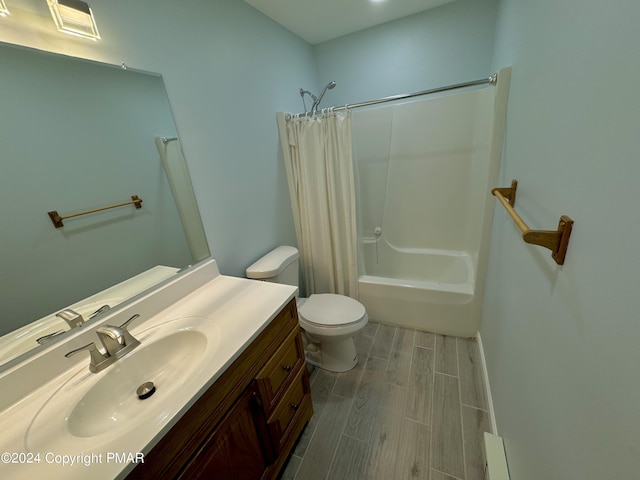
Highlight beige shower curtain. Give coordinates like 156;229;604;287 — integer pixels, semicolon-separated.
276;111;358;298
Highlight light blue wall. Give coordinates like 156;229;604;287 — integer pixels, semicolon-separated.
105;0;317;276
312;0;499;109
0;44;191;333
0;0;316;277
483;0;640;479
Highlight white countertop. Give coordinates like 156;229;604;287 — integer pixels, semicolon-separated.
0;259;297;480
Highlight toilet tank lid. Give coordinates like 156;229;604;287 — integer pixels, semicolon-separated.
246;246;299;279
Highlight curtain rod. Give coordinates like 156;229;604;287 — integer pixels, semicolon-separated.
293;74;497;116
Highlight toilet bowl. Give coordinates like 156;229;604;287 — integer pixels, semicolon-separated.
298;294;368;372
246;246;368;372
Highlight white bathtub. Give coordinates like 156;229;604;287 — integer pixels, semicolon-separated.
358;239;479;337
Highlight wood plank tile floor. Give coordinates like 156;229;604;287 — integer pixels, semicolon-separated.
280;322;491;480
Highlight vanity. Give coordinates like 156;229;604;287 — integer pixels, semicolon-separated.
130;292;310;479
0;259;312;480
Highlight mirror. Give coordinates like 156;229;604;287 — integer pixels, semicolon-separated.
0;41;210;367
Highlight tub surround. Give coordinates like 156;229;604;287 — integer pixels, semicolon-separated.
0;259;307;479
354;69;511;337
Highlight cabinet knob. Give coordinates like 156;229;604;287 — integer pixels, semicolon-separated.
290;403;299;411
251;392;264;411
282;365;292;372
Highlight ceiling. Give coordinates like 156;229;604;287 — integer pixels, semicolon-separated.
244;0;456;45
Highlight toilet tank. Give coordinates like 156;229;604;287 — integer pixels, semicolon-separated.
245;246;299;287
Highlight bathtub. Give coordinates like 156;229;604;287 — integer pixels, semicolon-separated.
358;239;479;337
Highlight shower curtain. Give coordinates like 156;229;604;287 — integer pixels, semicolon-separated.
276;111;358;298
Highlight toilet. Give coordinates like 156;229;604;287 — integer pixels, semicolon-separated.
246;246;368;372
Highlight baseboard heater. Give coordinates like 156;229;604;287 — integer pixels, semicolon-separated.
484;432;510;480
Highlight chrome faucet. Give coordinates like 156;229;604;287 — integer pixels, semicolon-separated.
41;305;110;346
65;314;141;373
56;309;85;328
95;314;141;357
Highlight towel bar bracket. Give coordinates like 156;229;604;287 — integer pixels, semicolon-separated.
492;179;517;207
521;215;573;264
552;215;573;265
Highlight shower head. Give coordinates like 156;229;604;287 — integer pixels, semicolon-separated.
312;81;337;114
324;80;337;92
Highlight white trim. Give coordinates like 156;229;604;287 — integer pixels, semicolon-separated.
476;331;498;434
484;432;510;480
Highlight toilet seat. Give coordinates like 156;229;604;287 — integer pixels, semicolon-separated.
298;294;367;328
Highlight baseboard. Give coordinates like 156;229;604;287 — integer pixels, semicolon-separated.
476;331;498;434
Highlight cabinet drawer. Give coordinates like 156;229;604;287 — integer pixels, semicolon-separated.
255;328;304;412
267;368;311;450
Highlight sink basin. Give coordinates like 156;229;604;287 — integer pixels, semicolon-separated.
26;316;220;450
68;329;207;438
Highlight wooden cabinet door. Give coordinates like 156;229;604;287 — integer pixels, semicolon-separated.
179;384;271;480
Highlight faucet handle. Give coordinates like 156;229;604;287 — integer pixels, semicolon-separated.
88;304;111;320
65;342;111;373
36;330;65;345
120;313;140;330
117;314;141;349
